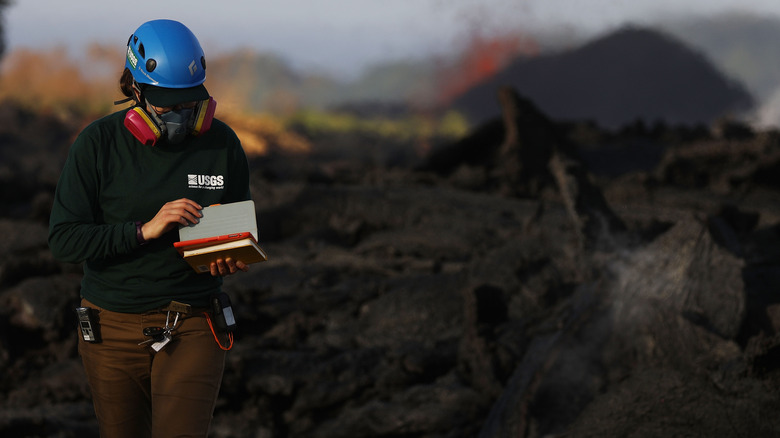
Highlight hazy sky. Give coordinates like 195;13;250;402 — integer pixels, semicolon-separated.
5;0;780;77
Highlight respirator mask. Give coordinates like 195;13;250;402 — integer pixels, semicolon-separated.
122;97;216;146
154;106;196;144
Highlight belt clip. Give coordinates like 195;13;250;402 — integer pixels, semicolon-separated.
164;301;192;315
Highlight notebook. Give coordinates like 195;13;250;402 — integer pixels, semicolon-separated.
181;236;267;273
174;232;253;252
176;200;267;273
178;200;258;243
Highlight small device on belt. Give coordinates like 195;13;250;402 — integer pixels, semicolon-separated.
75;307;101;343
211;292;237;333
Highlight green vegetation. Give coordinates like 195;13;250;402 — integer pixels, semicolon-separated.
286;109;469;141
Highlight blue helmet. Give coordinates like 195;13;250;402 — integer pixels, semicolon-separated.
125;19;206;89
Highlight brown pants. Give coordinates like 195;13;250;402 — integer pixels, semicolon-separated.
78;298;227;438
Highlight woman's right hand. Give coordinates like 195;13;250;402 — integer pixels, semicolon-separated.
140;198;203;241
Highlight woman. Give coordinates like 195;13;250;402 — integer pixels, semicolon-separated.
48;19;250;437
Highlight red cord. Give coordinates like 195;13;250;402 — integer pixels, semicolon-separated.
203;312;233;350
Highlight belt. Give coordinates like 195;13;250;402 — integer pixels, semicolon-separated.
143;300;209;316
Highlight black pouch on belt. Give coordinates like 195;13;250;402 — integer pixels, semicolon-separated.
75;307;101;343
211;292;237;333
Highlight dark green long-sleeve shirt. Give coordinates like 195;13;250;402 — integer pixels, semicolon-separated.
48;109;251;313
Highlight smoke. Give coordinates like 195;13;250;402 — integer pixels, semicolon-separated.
598;216;745;369
749;86;780;130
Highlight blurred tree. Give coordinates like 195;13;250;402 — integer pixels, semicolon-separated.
0;0;11;61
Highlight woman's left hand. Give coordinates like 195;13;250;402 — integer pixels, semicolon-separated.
210;258;249;276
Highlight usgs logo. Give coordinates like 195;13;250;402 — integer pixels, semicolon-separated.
126;46;138;69
188;174;225;190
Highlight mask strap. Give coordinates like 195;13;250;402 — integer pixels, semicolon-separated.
114;80;143;106
113;96;134;106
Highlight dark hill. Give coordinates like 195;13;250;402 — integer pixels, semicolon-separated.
451;26;754;129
